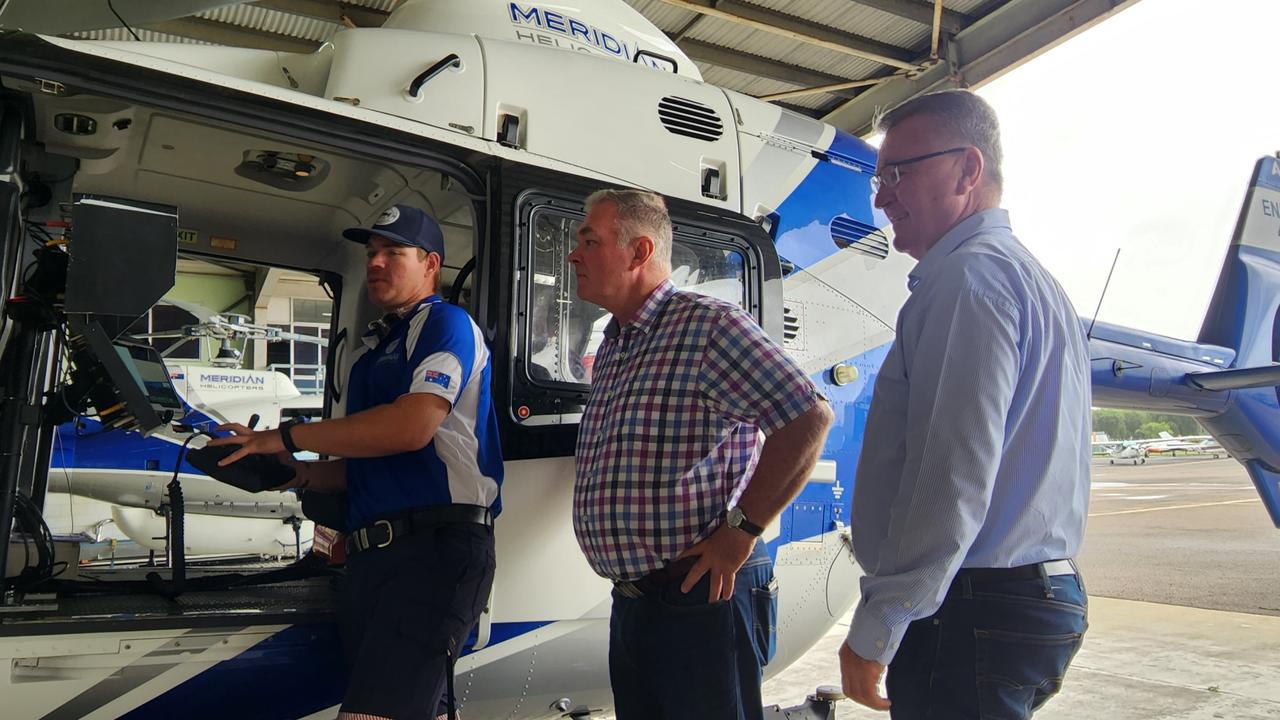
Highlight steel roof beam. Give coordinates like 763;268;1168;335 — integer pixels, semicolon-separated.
142;16;321;53
847;0;970;34
929;0;944;57
757;76;888;102
250;0;390;29
678;39;867;99
657;0;919;70
823;0;1139;136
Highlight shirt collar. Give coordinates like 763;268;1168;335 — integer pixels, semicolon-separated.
604;280;677;340
906;208;1010;292
360;294;442;347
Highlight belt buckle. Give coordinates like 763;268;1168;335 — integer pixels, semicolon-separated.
614;580;643;599
374;519;394;549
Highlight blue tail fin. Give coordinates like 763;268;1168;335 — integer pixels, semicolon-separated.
1091;156;1280;528
1198;155;1280;368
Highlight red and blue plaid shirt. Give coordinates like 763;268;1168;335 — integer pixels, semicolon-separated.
573;280;822;581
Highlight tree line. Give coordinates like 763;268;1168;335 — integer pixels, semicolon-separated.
1092;409;1205;441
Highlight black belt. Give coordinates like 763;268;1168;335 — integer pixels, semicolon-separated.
612;556;699;599
955;559;1076;584
346;504;493;555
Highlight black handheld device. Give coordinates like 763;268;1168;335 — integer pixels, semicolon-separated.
186;444;296;493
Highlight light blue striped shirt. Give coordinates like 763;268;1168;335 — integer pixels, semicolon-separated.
847;208;1091;665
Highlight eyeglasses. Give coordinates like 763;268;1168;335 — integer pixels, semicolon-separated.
870;147;967;193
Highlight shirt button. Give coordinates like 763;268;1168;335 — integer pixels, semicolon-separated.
903;600;913;610
875;640;885;650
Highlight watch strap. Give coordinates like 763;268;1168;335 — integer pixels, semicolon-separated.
279;418;303;454
729;507;765;537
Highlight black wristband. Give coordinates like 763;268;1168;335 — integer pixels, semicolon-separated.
279;419;303;454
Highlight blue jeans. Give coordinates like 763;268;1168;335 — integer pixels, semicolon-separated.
608;541;777;720
887;568;1088;720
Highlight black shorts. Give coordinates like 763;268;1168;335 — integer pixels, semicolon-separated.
340;521;496;719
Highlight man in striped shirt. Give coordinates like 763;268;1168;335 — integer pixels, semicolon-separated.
569;189;833;720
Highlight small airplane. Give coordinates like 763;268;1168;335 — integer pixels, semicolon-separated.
1107;441;1148;465
1141;431;1212;456
1103;432;1226;464
1195;438;1226;458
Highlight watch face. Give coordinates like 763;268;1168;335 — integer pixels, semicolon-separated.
727;507;743;526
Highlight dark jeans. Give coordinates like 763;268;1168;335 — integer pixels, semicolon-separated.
609;541;778;720
887;568;1088;720
340;522;496;719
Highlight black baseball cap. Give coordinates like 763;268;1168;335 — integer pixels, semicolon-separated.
342;204;445;262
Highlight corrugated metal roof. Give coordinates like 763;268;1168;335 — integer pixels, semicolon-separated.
724;0;922;49
350;0;401;11
626;0;701;31
198;5;340;42
47;0;1116;132
686;19;891;80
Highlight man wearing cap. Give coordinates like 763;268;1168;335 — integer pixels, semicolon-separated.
210;204;503;720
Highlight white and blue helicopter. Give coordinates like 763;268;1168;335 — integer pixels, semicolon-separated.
0;2;1275;719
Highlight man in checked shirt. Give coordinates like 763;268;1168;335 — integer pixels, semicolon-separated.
568;189;834;720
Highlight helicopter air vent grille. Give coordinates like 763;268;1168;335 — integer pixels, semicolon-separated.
830;216;890;260
783;303;801;344
658;96;724;142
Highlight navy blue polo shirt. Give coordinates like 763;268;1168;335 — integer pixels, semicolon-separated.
345;296;503;531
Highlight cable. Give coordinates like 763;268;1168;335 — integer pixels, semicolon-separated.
145;429;209;599
106;0;142;41
10;491;58;592
52;420;74;532
24;221;54;247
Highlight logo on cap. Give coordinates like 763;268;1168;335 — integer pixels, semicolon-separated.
376;207;401;226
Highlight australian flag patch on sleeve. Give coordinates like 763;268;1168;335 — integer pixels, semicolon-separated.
423;370;452;389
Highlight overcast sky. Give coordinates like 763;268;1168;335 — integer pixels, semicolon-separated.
972;0;1279;340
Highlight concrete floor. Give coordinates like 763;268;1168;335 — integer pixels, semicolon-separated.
762;458;1280;718
762;597;1280;719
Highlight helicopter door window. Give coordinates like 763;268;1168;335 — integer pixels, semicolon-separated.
527;209;606;385
522;205;752;388
668;243;747;307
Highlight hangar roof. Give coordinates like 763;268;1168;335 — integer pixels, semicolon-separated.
3;0;1141;136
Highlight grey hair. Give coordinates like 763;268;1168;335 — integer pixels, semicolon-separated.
874;89;1003;198
584;188;673;271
